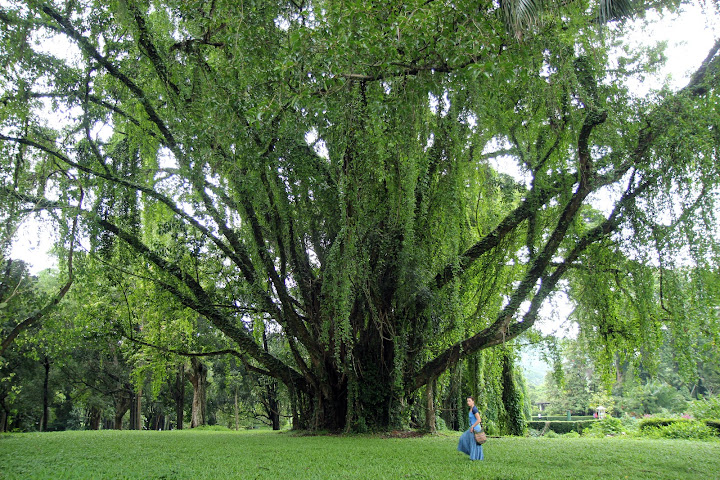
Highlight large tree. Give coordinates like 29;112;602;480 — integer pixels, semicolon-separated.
1;0;719;430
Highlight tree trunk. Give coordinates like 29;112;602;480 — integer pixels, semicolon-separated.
289;386;300;430
129;389;142;430
442;363;462;431
135;389;142;429
114;393;131;430
114;410;125;429
260;378;281;430
500;351;526;436
40;356;50;432
287;329;402;432
129;394;137;430
87;405;101;430
425;377;437;434
344;330;397;431
266;382;280;430
0;402;8;433
233;386;239;431
189;358;207;428
261;331;280;430
153;414;165;430
173;363;185;430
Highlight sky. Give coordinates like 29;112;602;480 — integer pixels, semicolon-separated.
637;2;718;90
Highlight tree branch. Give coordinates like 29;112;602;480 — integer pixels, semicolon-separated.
94;215;309;391
39;3;181;157
0;175;81;356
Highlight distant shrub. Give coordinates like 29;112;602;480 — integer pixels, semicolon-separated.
638;417;690;431
618;415;640;435
688;397;720;420
642;421;716;440
550;422;576;434
544;430;559;438
435;416;447;431
536;415;595;421
527;420;596;435
704;420;720;436
622;381;689;415
483;419;498;436
583;417;625;437
527;428;543;437
563;431;581;438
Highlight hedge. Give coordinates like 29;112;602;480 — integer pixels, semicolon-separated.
639;417;720;437
527;420;597;435
704;420;720;435
638;417;692;431
535;416;596;421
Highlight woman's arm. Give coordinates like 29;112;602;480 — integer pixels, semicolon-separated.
470;410;482;431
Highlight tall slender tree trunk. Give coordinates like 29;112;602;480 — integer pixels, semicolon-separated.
265;382;280;430
129;389;142;430
0;401;8;432
87;405;101;430
189;358;207;428
425;377;437;434
233;386;239;430
262;330;280;430
442;363;462;431
289;387;300;430
40;356;50;432
174;363;185;429
153;414;165;430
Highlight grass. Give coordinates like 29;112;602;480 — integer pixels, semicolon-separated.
1;429;719;479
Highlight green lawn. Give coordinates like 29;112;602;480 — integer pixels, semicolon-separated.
1;429;718;479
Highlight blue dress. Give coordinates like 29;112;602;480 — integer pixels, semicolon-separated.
457;406;484;460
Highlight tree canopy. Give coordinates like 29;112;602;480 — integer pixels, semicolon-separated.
1;0;719;430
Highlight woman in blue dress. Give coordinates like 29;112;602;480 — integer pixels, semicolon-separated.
457;396;484;460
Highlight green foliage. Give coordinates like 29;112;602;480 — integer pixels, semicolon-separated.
704;420;720;436
528;420;597;435
688;397;720;420
583;417;625;437
636;415;720;440
639;417;692;431
538;416;596;421
641;421;716;441
434;415;447;432
500;349;528;436
542;337;605;416
621;381;689;416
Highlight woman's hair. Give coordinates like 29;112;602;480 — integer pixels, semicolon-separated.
467;396;475;402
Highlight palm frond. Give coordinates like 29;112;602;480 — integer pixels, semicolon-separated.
500;0;546;39
500;0;637;39
598;0;635;22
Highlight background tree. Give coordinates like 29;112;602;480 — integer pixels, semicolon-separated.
1;0;719;431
